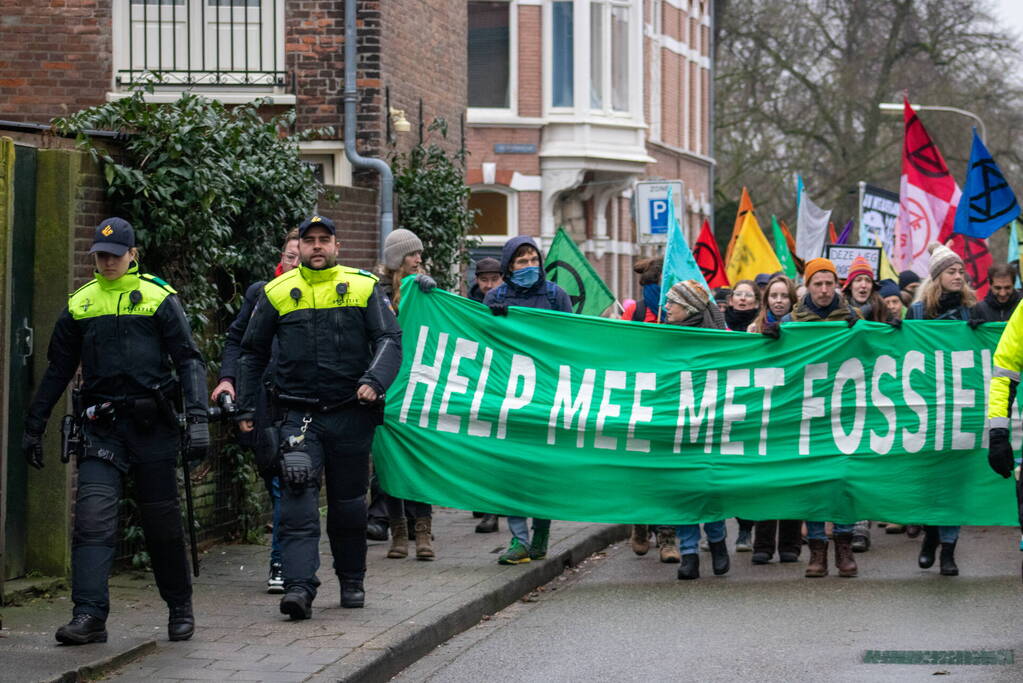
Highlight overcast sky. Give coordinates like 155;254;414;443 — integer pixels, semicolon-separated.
990;0;1023;39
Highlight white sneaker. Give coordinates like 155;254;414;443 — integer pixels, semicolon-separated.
267;562;284;594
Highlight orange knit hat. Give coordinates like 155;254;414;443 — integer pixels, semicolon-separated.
803;257;838;285
843;256;875;289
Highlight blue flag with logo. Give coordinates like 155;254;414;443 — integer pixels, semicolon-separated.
657;187;711;316
954;130;1020;239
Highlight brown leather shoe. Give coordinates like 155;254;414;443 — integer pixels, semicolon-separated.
387;519;408;559
630;525;651;556
805;538;828;577
657;528;681;563
833;533;858;577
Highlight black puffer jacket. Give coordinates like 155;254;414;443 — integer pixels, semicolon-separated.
971;289;1021;323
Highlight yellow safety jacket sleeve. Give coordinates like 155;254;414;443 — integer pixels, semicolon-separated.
988;301;1023;427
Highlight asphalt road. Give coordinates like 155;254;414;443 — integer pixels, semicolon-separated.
394;522;1023;682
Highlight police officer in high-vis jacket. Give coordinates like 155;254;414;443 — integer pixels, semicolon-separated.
22;218;209;645
237;215;401;620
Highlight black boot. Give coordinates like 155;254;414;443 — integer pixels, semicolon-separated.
366;517;389;541
475;514;499;533
279;588;313;620
55;614;107;645
677;553;700;580
708;539;730;575
340;579;365;608
168;603;195;641
918;526;939;569
939;542;959;576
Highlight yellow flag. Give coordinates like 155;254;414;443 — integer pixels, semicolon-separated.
726;212;783;285
876;238;898;281
725;187;756;266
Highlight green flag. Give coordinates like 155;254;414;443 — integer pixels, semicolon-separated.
771;215;798;278
544;228;616;316
374;283;1017;526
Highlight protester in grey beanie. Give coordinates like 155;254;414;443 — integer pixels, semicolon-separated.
384;229;424;271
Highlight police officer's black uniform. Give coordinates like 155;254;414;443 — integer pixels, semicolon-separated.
236;215;401;620
23;218;209;644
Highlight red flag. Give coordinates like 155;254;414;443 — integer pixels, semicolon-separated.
894;96;962;275
828;221;838;244
694;220;730;288
948;234;992;298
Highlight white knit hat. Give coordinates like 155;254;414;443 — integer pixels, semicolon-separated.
927;241;962;279
383;229;424;270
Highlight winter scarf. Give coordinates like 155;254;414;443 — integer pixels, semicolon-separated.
725;307;758;331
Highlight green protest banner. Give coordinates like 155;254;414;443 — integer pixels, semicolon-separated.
373;284;1018;526
544;228;616;316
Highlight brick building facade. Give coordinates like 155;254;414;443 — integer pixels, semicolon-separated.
465;0;715;302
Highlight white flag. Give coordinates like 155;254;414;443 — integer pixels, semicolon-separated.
795;187;831;261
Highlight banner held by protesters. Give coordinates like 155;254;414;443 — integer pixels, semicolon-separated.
374;284;1017;527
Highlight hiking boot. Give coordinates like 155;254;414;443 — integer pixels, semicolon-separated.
414;517;435;561
708;539;730;575
657;528;680;563
751;551;772;565
341;580;365;608
498;538;531;565
475;514;499;533
939;542;959;576
168;603;195;641
734;529;752;552
918;526;940;569
387;518;408;559
55;614;107;645
530;525;550;561
805;539;828;578
834;533;858;577
279;589;312;620
677;553;700;580
631;525;651;556
267;562;284;594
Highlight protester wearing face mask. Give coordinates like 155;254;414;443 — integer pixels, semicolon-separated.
484;236;572;565
630;258;663;322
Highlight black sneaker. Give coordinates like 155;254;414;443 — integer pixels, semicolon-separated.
267;562;285;594
56;614;107;645
168;603;195;641
280;589;312;620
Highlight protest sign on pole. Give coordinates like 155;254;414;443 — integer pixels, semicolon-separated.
858;182;899;257
825;245;882;280
375;284;1017;526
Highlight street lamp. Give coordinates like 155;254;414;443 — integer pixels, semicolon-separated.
878;102;987;142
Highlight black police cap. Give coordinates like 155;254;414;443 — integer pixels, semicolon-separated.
298;215;336;237
89;217;135;256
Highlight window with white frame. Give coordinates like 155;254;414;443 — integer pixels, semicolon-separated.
113;0;286;91
590;0;631;113
468;1;512;109
551;1;574;108
468;188;517;244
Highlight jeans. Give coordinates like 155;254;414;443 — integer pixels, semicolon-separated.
73;418;190;620
507;517;550;546
676;521;726;555
277;407;375;600
936;525;960;543
806;521;854;541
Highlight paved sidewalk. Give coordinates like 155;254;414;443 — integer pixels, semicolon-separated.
0;509;626;683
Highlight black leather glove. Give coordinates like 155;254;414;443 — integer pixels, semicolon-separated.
187;418;210;463
761;322;780;340
415;274;437;293
967;318;984;330
489;303;509;317
282;450;312;490
988;427;1014;478
887;317;902;330
23;430;44;470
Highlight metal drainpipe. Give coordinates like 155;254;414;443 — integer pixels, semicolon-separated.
343;0;394;260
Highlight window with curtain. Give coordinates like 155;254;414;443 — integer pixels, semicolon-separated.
468;1;510;108
552;1;574;108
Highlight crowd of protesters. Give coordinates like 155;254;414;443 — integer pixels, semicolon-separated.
227;227;1020;595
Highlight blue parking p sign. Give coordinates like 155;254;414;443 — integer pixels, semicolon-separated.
649;199;669;234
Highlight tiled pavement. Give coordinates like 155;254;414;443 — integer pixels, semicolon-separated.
0;508;626;682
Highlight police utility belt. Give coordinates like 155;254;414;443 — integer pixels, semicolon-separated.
60;385;179;463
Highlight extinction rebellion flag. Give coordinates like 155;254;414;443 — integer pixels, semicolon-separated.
373;283;1018;526
894;96;962;276
544;228;616;317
